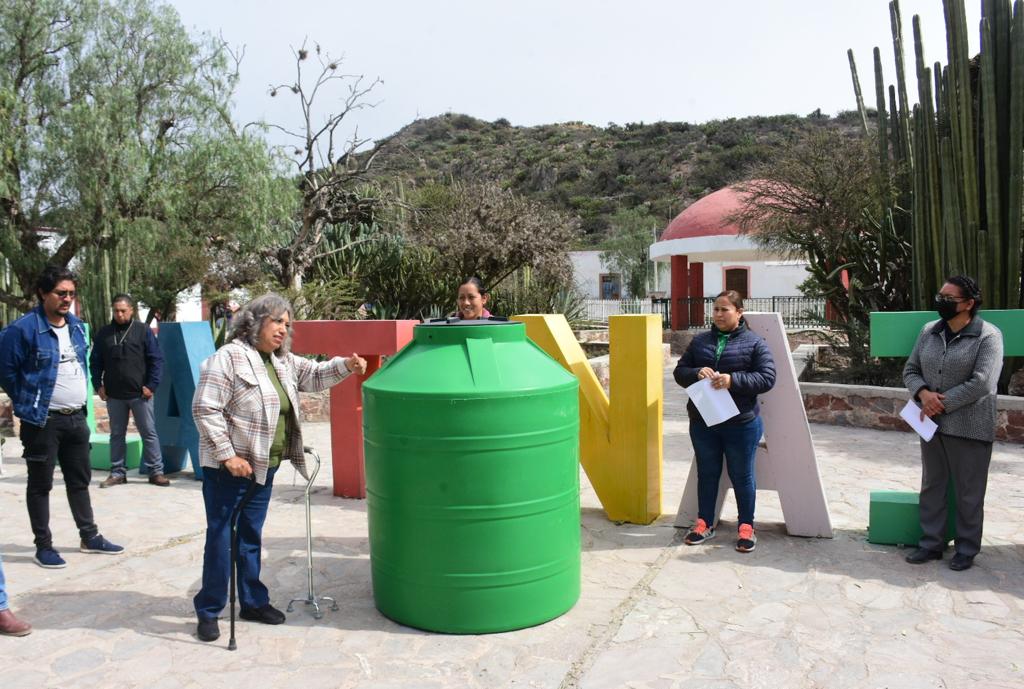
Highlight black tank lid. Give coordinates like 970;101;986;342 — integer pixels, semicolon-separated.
418;316;517;327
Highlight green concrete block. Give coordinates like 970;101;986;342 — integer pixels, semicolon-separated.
868;490;956;546
870;309;1024;357
89;432;142;472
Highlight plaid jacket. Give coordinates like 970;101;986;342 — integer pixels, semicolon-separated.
192;340;352;485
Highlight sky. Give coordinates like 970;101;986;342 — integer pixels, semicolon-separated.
166;1;981;150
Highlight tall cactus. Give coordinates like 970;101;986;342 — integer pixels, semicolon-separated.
77;225;132;334
850;0;1024;310
0;257;13;327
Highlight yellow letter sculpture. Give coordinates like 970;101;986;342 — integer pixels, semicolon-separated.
515;314;663;525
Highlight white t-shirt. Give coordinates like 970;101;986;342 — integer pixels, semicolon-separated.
49;323;87;411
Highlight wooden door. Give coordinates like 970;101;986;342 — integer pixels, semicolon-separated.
724;268;748;299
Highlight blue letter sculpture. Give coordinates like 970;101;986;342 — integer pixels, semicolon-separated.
153;322;215;478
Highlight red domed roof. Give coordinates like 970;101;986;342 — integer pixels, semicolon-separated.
660;185;751;242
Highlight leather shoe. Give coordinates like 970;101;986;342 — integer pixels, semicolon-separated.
196;617;220;642
99;474;126;488
949;553;975;571
149;474;170;487
240;604;286;625
905;547;942;564
0;609;32;637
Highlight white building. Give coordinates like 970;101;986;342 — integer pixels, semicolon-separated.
570;184;808;310
648;184;808;329
568;251;670;300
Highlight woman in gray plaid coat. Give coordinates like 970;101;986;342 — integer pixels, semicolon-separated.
191;293;367;642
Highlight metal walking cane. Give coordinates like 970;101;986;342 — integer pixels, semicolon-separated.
228;473;259;651
287;446;338;619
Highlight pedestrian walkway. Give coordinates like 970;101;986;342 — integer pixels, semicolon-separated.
0;368;1021;688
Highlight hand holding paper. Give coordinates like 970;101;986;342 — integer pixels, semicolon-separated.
686;377;740;426
899;399;937;442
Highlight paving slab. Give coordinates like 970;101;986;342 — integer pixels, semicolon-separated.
0;366;1021;688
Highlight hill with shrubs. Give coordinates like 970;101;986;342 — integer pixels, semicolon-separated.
368;110;863;244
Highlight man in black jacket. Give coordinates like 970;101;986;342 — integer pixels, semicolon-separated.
90;294;169;487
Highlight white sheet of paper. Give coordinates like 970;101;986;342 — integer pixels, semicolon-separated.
899;399;938;442
685;377;741;426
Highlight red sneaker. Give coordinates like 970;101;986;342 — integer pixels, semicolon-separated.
684;518;716;545
736;523;756;553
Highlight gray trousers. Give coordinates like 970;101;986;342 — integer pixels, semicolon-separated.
107;396;164;477
918;432;993;557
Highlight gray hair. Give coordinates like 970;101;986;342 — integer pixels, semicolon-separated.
227;293;294;355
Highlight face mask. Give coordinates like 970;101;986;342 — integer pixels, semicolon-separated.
934;297;961;321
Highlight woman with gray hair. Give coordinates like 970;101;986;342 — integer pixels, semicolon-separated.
191;293;367;642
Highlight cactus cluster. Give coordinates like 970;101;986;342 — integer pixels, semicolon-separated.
849;0;1024;310
77;233;131;332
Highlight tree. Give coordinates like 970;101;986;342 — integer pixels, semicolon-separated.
0;0;286;327
0;0;87;309
259;40;384;290
600;207;659;298
305;181;581;320
406;181;580;290
733;130;911;366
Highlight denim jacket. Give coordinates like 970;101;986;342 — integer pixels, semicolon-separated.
0;305;90;427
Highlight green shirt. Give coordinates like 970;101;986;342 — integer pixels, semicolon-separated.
714;331;729;368
261;352;292;469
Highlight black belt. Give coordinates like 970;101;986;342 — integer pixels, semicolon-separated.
49;406;85;416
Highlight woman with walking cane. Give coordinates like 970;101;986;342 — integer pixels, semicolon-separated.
191;293;367;644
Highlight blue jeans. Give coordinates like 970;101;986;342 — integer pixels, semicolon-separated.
690;416;763;527
0;551;8;611
193;466;277;620
106;396;163;476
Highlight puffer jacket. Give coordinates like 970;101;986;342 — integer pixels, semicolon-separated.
673;318;777;425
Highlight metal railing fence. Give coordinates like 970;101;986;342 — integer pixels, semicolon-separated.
584;297;827;330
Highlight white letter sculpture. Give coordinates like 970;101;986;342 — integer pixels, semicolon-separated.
674;312;833;538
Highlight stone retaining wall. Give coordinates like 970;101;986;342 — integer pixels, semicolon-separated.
800;382;1024;444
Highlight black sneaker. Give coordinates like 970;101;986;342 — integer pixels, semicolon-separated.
80;534;125;555
684;519;715;545
905;547;942;564
196;618;220;642
34;547;67;569
240;604;286;625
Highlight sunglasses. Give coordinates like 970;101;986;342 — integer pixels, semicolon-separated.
52;290;77;299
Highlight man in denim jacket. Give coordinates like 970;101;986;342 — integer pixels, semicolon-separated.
0;265;124;568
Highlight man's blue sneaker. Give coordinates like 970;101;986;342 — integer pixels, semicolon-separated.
34;547;67;569
80;535;124;555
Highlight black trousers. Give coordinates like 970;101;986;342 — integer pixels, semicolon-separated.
20;411;99;550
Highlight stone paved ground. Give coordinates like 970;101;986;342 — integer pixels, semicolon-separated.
0;368;1021;688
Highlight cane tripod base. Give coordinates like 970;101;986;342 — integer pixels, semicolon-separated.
287;595;339;620
290;447;337;620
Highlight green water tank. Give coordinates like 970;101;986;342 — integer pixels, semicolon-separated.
362;319;580;633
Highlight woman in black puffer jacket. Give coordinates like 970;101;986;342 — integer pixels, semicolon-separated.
674;291;776;553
